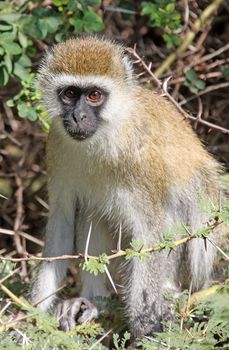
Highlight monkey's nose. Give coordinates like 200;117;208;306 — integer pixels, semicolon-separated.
72;113;87;124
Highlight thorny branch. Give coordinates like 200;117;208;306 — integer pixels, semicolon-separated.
127;47;229;135
1;216;227;263
154;0;224;77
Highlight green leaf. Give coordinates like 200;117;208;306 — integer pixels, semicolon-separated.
18;103;29;118
55;32;65;42
194;79;206;90
27;108;37;121
46;16;62;33
166;3;175;12
0;13;21;22
183;80;191;88
189;85;198;94
222;66;229;78
17;54;32;68
173;34;180;45
80;258;105;276
4;53;12;73
38;19;48;38
83;10;104;32
99;253;109;264
69;17;84;32
164;35;173;48
20;15;43;40
141;4;155;15
2;42;22;55
6;99;14;107
130;240;144;251
0;66;9;86
18;31;28;48
86;0;101;5
171;12;181;20
13;63;30;80
0;47;4;55
186;69;197;82
0;31;17;42
0;24;12;31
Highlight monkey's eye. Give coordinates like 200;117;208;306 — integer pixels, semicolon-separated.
87;90;101;103
63;87;78;99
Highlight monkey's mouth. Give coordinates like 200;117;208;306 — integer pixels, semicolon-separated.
63;120;96;141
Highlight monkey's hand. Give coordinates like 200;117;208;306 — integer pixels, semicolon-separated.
55;297;98;331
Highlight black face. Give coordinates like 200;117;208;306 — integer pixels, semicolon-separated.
58;86;108;141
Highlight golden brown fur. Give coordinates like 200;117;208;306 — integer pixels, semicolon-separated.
50;37;127;80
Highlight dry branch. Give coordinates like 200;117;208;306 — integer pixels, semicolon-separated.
154;0;224;77
127;47;229;134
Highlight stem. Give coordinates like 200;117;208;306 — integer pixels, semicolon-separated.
154;0;224;77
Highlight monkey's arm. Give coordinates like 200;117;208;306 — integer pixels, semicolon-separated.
30;177;76;311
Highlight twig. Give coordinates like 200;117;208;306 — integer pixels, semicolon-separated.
0;301;11;318
0;283;29;310
0;228;44;247
194;97;203;130
127;46;161;87
188;43;229;69
14;175;25;256
128;46;229;134
33;284;66;307
1;215;226;263
189;279;229;307
89;329;113;350
183;0;190;29
154;0;224;77
181;113;229;134
0;234;215;263
179;82;229;105
0;268;21;284
0;313;37;333
206;237;229;260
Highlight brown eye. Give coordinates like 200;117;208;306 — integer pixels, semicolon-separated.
87;90;101;103
64;88;77;99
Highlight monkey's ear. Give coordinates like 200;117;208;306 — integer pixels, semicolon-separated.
122;54;135;84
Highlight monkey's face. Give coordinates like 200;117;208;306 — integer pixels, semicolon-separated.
58;86;108;141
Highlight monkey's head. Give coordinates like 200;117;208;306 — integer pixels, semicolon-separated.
38;36;134;141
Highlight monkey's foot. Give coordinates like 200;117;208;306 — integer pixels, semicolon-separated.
55;297;98;331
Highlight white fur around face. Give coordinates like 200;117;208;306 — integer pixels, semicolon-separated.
38;72;135;123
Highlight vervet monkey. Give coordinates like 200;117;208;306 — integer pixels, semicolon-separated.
31;36;220;336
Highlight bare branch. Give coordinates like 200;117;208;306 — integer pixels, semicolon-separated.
127;46;229;134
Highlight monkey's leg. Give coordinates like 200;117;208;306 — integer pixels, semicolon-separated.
177;237;216;292
30;188;76;311
125;250;173;337
56;218;112;331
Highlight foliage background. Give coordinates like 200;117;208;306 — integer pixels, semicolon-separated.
0;0;229;349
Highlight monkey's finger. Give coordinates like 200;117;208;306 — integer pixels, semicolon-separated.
59;316;72;331
57;300;79;331
78;306;98;323
55;299;71;320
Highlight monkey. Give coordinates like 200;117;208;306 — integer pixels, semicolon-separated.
30;36;221;336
